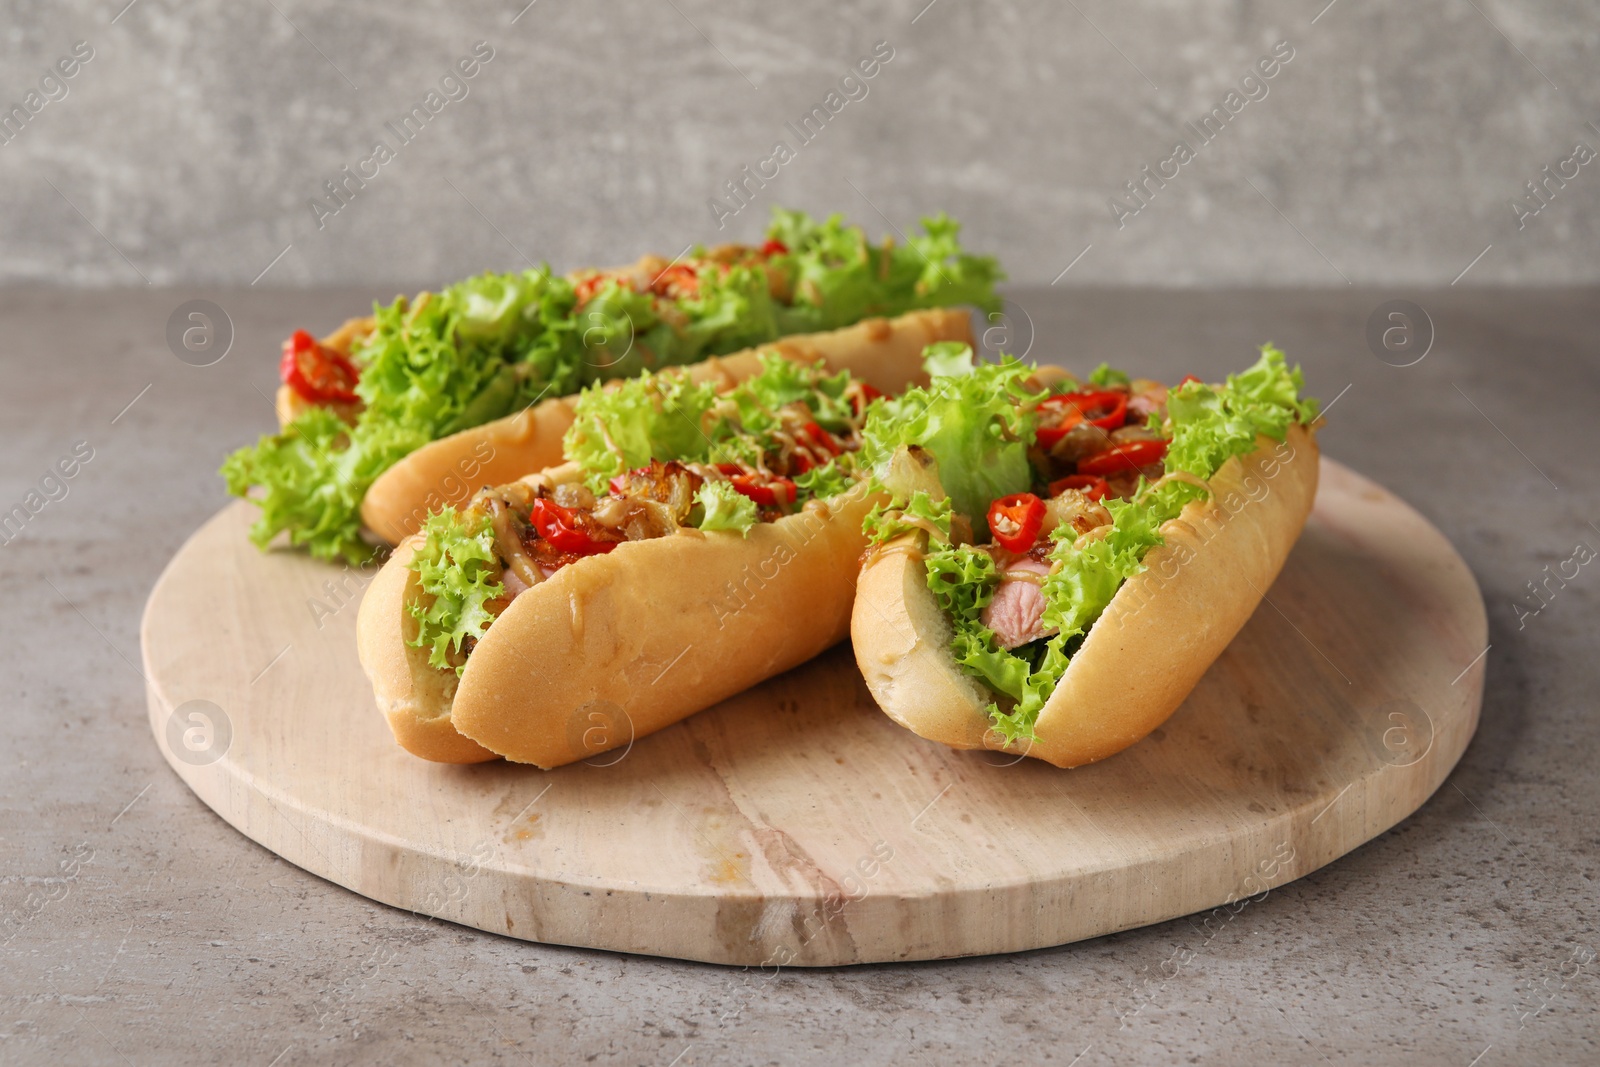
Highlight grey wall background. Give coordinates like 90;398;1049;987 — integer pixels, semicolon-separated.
1;0;1596;289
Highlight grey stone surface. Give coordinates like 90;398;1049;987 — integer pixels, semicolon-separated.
2;285;1597;1065
1;1;1598;288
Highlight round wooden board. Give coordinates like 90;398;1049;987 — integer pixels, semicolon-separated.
142;458;1485;966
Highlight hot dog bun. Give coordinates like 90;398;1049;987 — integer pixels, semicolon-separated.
851;424;1320;768
359;307;975;545
357;473;880;767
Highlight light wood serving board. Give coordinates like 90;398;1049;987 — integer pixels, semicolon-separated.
142;458;1485;966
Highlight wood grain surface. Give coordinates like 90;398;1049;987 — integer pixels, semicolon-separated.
140;458;1486;966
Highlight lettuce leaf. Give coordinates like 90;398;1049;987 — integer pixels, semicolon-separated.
860;346;1040;536
921;340;977;379
406;507;505;675
220;407;424;566
794;455;860;503
563;371;722;491
1087;362;1130;388
1038;496;1169;638
923;543;1053;718
1165;344;1319;479
695;480;760;534
766;211;1004;334
563;351;867;493
727;352;855;437
863;490;952;546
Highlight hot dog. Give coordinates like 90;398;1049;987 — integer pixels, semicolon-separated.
222;209;1002;564
850;343;1322;767
357;337;918;766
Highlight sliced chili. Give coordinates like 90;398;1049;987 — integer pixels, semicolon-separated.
279;329;360;405
1048;474;1110;502
715;464;795;507
738;474;795;507
800;421;842;456
760;239;789;256
1035;390;1127;449
987;492;1047;552
1077;439;1169;476
530;498;616;556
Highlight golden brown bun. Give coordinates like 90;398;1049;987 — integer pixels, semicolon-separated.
355;535;499;764
359;307;974;544
357;474;881;766
852;424;1320;768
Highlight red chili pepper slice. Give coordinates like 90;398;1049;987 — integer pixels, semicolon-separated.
1048;474;1110;502
850;382;885;417
279;329;360;405
713;464;796;506
1035;390;1127;449
650;263;700;299
789;422;841;475
530;498;616;556
1077;439;1169;476
760;239;789;256
740;475;796;507
1179;374;1203;386
987;492;1047;552
800;421;843;457
711;465;792;507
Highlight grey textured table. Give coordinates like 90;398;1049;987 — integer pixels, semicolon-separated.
2;286;1595;1065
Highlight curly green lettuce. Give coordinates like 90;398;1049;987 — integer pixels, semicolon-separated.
1086;362;1130;388
794;454;862;503
406;507;505;675
694;480;760;534
563;372;722;492
563;351;867;493
863;490;952;546
223;208;1003;563
766;210;1003;332
220;406;417;566
859;345;1041;536
1165;344;1320;478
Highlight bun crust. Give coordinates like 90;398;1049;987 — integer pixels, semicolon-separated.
852;424;1320;768
359;307;974;544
